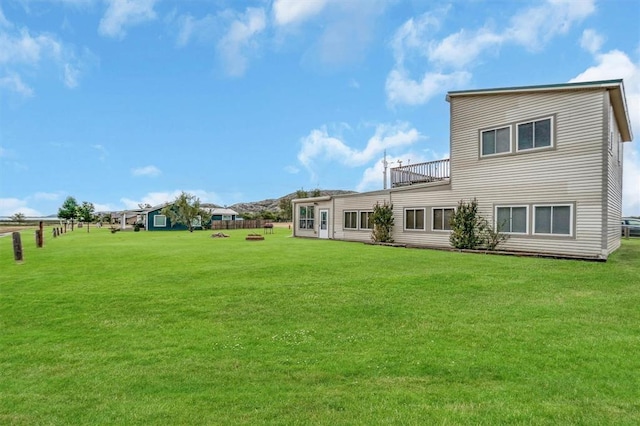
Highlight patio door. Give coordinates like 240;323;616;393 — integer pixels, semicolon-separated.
319;209;329;239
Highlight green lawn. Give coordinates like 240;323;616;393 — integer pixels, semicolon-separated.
1;227;639;425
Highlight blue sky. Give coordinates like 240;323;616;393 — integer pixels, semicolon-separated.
1;0;639;217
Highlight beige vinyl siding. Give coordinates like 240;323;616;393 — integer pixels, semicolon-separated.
606;91;624;254
449;89;607;258
333;193;390;242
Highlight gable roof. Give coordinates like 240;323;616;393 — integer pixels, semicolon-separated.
446;79;633;142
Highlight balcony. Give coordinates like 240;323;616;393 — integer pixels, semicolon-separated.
390;158;450;188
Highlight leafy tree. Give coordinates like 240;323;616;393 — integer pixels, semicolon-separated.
58;196;79;230
11;212;25;224
77;201;95;222
371;201;394;243
296;189;308;199
76;201;96;232
161;192;211;232
278;197;292;221
311;188;322;197
260;210;276;221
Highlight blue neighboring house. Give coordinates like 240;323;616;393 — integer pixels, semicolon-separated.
144;204;240;231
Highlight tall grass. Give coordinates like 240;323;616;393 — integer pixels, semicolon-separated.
1;227;639;424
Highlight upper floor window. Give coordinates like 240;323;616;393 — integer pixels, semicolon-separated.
517;117;552;151
405;208;425;230
432;207;454;231
344;211;358;229
481;126;511;156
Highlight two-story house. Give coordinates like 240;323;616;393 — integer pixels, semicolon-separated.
291;80;633;260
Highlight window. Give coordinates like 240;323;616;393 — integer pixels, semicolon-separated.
360;211;373;229
481;126;511;156
154;215;167;227
299;206;315;229
405;208;425;230
344;211;358;229
432;207;454;231
496;206;527;234
533;205;572;236
517;118;552;151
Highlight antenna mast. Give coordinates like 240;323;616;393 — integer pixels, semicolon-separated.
382;150;389;189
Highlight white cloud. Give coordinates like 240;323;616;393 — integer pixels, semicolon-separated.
217;7;266;77
580;29;604;54
34;192;62;201
505;0;595;50
0;7;12;29
0;28;62;65
297;122;423;181
175;13;219;47
386;0;596;106
272;0;329;26
0;198;42;217
0;72;34;97
131;165;161;177
385;69;470;106
99;0;158;39
284;165;299;174
0;15;94;95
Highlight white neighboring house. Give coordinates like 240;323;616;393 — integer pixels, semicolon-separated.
292;80;633;260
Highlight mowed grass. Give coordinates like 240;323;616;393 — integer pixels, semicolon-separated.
1;227;639;425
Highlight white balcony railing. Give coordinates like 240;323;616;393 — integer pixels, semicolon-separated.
390;159;450;188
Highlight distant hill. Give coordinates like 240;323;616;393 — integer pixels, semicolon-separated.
229;190;356;215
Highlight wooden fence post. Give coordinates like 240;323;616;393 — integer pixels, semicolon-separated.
13;232;23;262
37;221;44;247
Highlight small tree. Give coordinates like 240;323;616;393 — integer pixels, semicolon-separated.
11;212;26;224
161;192;211;232
58;196;79;230
77;201;95;232
371;201;394;243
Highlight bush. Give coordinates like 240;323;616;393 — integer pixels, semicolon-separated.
449;198;508;250
371;201;394;243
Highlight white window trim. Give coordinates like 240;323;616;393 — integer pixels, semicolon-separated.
494;205;529;235
404;208;426;231
480;125;512;157
344;210;358;230
431;207;455;232
532;204;573;237
154;214;167;227
515;116;554;153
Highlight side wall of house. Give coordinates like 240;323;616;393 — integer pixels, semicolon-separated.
605;91;624;255
447;89;607;258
